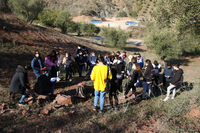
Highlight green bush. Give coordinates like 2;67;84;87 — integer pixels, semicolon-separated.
80;9;96;16
129;11;138;17
0;0;10;12
38;9;59;27
54;10;72;33
101;27;130;48
136;2;142;11
117;11;128;17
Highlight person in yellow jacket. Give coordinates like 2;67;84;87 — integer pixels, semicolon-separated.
91;56;112;113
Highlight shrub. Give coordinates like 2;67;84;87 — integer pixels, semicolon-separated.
117;11;128;17
129;11;138;17
100;27;130;48
136;2;142;11
38;9;59;27
0;0;10;12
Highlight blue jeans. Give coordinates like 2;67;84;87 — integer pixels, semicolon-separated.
142;81;152;98
86;65;94;77
94;90;106;111
19;91;27;103
65;67;72;80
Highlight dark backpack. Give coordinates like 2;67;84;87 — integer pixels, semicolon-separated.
147;69;155;81
75;83;86;98
34;80;43;95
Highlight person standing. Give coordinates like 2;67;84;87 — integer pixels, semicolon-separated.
162;62;174;94
163;64;183;101
31;50;45;79
62;53;73;82
75;50;85;77
85;52;96;78
9;65;32;106
45;50;58;77
91;56;112;113
142;59;154;100
152;60;162;95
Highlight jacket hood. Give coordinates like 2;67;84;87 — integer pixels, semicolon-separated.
16;65;26;73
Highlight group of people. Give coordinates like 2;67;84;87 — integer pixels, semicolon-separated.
9;45;184;109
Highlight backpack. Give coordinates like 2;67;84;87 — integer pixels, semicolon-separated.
147;69;155;81
75;83;86;98
34;79;43;95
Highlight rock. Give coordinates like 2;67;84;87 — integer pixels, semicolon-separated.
40;109;49;115
55;94;73;106
37;95;49;99
27;97;34;104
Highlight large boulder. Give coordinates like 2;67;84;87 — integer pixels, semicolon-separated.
55;94;74;106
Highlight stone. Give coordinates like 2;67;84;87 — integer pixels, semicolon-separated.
37;95;49;99
55;94;73;106
40;109;49;115
27;97;34;104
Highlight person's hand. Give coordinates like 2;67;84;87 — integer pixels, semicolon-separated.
160;83;163;85
126;76;129;78
169;83;171;85
167;76;170;78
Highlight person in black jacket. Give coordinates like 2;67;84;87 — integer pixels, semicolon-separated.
31;50;45;79
119;63;141;99
36;68;56;95
142;59;154;99
75;50;85;77
9;65;32;106
163;63;183;101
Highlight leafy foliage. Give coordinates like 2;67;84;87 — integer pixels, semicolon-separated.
129;11;138;17
101;27;131;48
136;2;142;11
80;9;97;16
8;0;44;23
54;10;72;33
117;11;128;17
0;0;10;12
38;9;59;27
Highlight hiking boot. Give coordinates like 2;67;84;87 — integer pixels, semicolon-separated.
18;103;26;106
93;106;97;111
163;97;170;102
99;110;103;114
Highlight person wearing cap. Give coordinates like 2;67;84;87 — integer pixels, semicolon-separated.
9;65;32;106
35;68;56;95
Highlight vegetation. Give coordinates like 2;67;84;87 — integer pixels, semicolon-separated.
144;0;200;58
101;27;131;48
136;2;143;11
129;11;137;17
80;9;96;16
54;10;72;33
8;0;44;23
117;11;128;17
38;9;59;27
0;0;10;12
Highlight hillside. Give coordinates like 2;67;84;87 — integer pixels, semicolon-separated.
44;0;155;18
0;12;200;132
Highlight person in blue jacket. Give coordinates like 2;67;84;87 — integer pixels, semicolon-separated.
31;50;45;79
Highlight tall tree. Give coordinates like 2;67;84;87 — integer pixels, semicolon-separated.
8;0;44;23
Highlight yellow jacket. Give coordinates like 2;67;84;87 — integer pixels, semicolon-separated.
91;65;112;91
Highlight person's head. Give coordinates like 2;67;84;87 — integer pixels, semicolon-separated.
133;53;137;57
154;60;158;66
122;51;126;55
97;56;104;63
173;63;180;70
24;65;32;73
56;50;60;55
116;51;120;55
79;50;83;55
46;50;56;58
82;46;86;50
77;45;81;49
145;59;151;66
90;52;95;56
97;54;101;57
167;62;171;69
34;50;40;58
137;55;141;60
105;53;110;58
40;68;49;77
133;63;141;75
132;57;137;63
111;51;115;56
